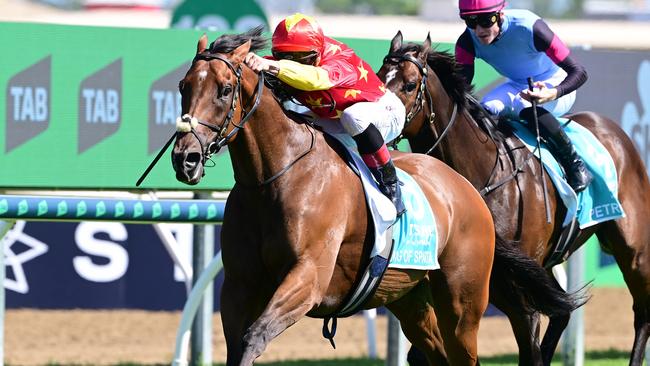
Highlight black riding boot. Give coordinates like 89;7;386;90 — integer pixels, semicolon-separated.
520;107;593;192
368;158;406;216
354;124;406;216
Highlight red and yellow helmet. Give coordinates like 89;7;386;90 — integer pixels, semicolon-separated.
272;13;324;55
459;0;506;16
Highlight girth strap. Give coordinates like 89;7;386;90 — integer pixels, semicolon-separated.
321;225;395;348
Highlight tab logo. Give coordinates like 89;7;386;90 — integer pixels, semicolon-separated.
148;63;187;154
5;56;51;152
78;59;122;153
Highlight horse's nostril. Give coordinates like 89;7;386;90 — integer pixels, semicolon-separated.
184;152;201;169
187;152;201;164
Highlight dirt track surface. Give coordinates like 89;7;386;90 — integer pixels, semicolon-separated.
5;288;634;365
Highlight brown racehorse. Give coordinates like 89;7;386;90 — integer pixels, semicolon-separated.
171;29;497;366
379;32;650;366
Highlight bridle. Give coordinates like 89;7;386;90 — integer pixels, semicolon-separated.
135;51;264;187
383;52;458;155
382;50;530;197
178;52;265;165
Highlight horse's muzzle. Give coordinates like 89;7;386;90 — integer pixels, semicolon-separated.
172;150;203;185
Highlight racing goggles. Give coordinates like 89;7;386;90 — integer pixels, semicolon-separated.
462;12;499;29
272;51;319;65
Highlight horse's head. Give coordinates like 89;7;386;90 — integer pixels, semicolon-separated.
172;28;266;185
378;32;434;139
378;32;469;148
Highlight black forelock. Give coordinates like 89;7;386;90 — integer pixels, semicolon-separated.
208;25;268;54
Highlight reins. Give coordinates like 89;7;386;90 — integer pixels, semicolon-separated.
136;51;314;187
383;53;459;155
182;52;264;161
382;50;538;197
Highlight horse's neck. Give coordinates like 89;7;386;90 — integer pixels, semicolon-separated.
428;92;500;188
228;78;315;187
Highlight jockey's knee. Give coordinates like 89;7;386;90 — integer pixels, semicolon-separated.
481;99;507;118
340;110;370;137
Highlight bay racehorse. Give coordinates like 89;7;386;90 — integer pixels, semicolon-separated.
169;28;567;366
379;32;650;366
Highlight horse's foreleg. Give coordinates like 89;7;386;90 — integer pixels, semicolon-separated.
490;294;544;366
540;313;569;365
539;273;571;366
238;261;324;366
221;274;268;366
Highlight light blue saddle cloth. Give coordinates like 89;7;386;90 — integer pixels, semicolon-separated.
388;169;440;270
509;118;625;229
333;136;440;271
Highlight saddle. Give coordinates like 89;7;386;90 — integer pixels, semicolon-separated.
465;95;624;267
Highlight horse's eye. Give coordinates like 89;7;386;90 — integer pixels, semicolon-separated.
178;81;185;92
404;82;417;93
221;85;233;98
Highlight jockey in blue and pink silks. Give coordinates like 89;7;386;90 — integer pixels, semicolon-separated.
455;0;593;192
245;13;406;214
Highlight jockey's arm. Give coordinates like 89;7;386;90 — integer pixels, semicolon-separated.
532;19;588;99
275;60;334;90
244;52;358;91
455;29;476;86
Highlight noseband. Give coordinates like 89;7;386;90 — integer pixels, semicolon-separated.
177;52;265;165
383;52;458;155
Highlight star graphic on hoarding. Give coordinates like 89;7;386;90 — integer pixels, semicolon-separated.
379;85;386;93
3;221;49;294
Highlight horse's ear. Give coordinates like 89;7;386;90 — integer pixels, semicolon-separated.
421;32;432;61
389;31;403;54
231;40;252;64
197;34;208;54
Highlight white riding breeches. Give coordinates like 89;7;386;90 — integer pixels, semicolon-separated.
482;68;576;119
313;90;406;146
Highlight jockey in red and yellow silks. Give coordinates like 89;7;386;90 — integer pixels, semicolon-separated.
245;13;406;215
272;36;386;119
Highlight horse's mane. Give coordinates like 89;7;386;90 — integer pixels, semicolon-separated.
396;43;502;136
394;44;471;107
209;25;268;54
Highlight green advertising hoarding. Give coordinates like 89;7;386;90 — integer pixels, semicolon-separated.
1;23;220;190
0;22;500;191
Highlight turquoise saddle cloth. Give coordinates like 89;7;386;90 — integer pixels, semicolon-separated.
508;118;625;228
388;168;440;270
340;142;440;271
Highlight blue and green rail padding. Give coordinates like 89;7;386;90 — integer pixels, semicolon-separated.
0;195;225;224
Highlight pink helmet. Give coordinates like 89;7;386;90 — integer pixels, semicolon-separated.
459;0;506;16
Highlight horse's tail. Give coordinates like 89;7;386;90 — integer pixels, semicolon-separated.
490;236;589;317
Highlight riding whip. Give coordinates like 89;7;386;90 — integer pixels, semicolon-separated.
528;77;552;223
